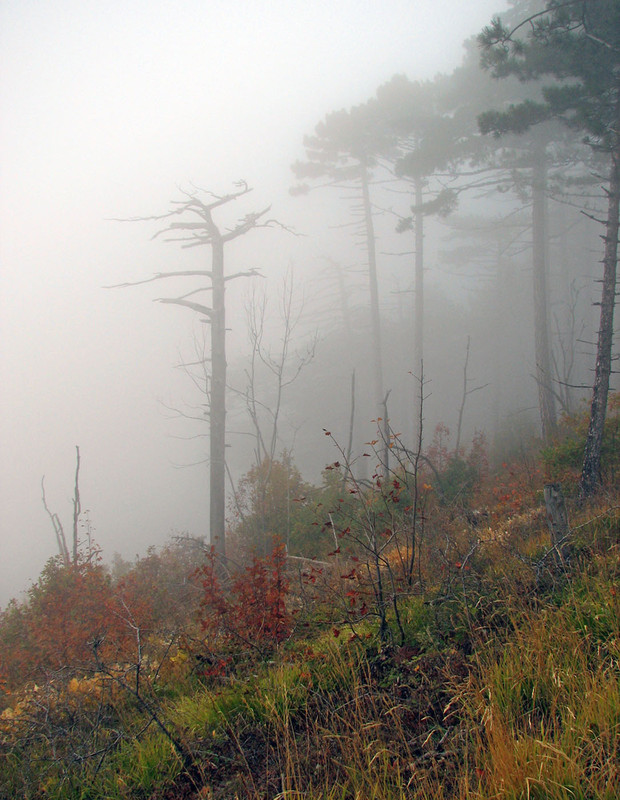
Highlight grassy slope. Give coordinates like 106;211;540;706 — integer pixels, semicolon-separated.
1;495;618;799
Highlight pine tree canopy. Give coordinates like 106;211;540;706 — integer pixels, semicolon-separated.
478;0;620;149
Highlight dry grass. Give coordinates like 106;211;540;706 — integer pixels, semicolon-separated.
1;489;618;799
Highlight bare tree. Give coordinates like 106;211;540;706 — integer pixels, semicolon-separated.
552;279;588;415
41;477;69;565
531;137;558;441
109;183;288;560
41;445;83;565
241;271;315;464
231;270;316;554
455;337;488;454
72;445;81;564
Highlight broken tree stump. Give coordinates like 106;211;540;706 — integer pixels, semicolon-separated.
544;482;570;567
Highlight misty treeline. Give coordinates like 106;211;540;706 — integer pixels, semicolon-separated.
2;4;620;796
114;0;616;557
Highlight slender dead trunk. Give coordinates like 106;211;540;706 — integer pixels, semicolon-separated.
382;390;391;477
110;185;274;564
492;242;505;441
579;143;620;499
72;445;81;564
455;337;471;455
41;477;69;565
210;236;227;560
532;143;557;443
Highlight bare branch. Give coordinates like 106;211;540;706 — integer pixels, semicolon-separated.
221;206;272;242
41;477;69;565
225;269;265;282
108;180;253;225
175;286;212;302
104;270;213;290
156;297;213;317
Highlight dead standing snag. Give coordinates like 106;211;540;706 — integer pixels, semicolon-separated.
108;183;291;560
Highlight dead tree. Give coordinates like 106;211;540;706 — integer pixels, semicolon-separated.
41;478;69;565
233;270;316;554
72;445;81;563
109;183;287;560
544;482;570;568
41;445;82;565
241;271;315;466
455;337;488;455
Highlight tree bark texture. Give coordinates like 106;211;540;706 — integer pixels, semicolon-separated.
544;482;569;566
579;142;620;499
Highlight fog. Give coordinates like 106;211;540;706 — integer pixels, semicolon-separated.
10;0;600;606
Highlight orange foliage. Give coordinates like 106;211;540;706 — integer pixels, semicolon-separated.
194;543;291;662
0;557;151;689
27;560;125;668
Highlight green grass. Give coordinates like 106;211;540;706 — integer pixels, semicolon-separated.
1;495;618;799
102;733;183;799
463;550;620;800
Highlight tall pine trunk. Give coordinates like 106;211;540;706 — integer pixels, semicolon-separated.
532;143;557;443
360;161;385;415
413;177;424;443
579;142;620;499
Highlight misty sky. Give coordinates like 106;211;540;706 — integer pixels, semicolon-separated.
0;0;507;605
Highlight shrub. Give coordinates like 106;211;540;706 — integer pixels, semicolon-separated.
194;543;292;669
542;393;620;486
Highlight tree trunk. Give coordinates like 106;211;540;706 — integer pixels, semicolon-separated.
492;242;506;441
579;143;620;499
413;177;424;444
345;370;356;472
335;261;353;348
360;161;384;415
210;236;227;559
113;185;269;563
544;482;569;566
72;445;81;564
532;143;557;443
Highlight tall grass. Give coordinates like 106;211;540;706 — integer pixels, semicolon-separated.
460;547;620;800
208;521;619;799
1;490;617;799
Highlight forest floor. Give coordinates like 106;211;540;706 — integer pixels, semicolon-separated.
1;426;619;799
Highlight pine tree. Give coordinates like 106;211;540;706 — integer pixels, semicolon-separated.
479;0;620;497
370;76;460;437
291;106;395;418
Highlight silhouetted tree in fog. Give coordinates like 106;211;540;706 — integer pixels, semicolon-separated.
110;183;286;559
371;75;462;436
479;0;620;498
291;106;395;419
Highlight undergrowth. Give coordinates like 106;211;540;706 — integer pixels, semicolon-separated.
1;433;619;799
